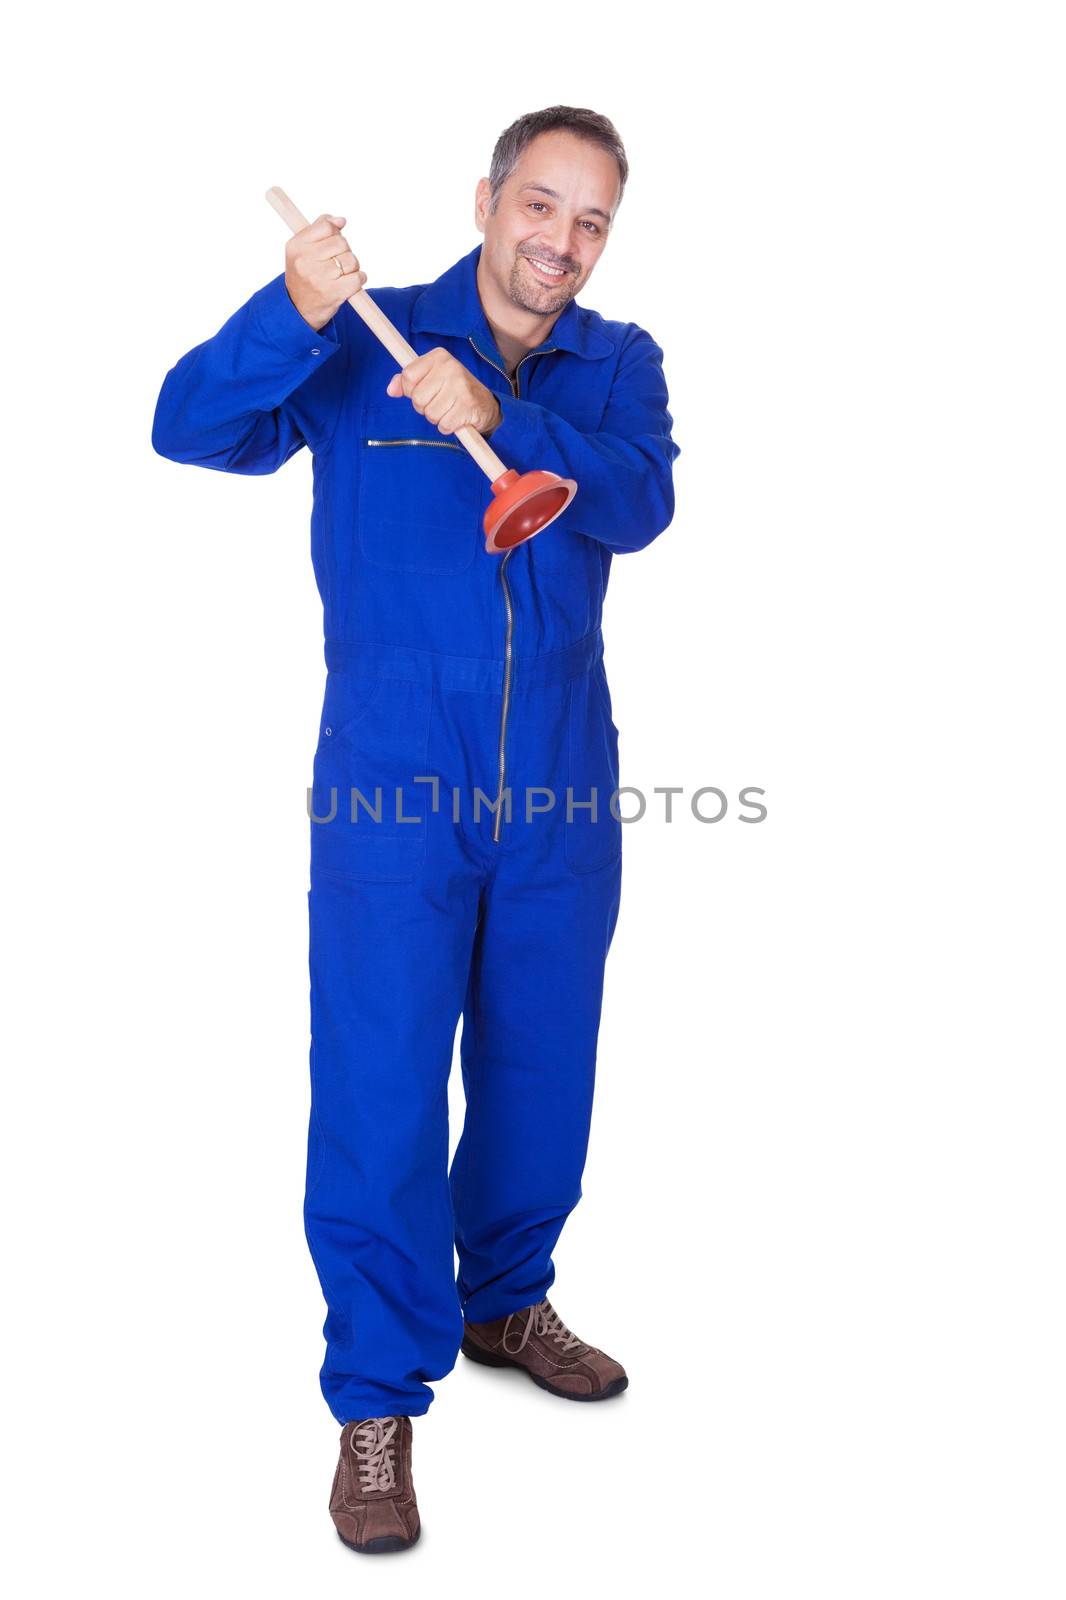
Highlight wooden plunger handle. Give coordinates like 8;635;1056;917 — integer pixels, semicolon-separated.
265;186;508;484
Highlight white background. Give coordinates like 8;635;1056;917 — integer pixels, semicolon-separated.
4;2;1063;1594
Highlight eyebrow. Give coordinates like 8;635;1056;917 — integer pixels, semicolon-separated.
518;183;612;224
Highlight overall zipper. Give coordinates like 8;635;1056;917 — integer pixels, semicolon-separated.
468;336;559;843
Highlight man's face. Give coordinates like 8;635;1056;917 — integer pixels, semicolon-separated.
476;130;618;317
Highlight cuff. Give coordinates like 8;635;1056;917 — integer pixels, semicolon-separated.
482;391;540;459
250;272;343;365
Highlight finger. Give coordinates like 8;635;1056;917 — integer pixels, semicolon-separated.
286;235;351;278
401;353;433;381
412;366;449;411
325;251;362;281
432;400;464;435
412;374;448;419
298;212;348;243
309;232;357;266
388;355;432;399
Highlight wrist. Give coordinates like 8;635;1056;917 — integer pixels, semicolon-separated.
284;281;332;333
483;395;503;436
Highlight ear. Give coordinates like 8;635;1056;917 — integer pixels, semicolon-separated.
473;176;490;235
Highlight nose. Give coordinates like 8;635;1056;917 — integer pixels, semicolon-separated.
537;222;573;265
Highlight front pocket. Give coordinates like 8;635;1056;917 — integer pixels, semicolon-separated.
357;401;484;576
310;674;432;884
564;664;622;875
316;666;387;750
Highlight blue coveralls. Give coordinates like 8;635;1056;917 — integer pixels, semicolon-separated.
152;241;680;1422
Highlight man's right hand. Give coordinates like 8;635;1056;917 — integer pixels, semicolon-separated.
285;213;367;331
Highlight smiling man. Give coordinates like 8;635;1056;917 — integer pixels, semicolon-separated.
152;106;680;1555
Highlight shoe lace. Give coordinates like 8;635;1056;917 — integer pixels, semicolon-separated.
502;1298;586;1357
350;1416;398;1492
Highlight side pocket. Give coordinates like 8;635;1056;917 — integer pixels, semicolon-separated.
564;665;622;875
310;675;432;885
316;667;386;750
596;659;620;740
304;1033;327;1205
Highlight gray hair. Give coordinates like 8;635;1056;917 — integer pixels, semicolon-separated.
487;106;628;222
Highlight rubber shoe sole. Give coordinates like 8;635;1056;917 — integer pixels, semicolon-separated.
461;1333;629;1401
337;1524;421;1555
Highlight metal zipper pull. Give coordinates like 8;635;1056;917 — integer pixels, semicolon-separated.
365;438;464;451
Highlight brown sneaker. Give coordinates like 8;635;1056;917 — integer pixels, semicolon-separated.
328;1415;421;1554
462;1297;628;1401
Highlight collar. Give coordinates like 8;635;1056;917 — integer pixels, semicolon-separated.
409;242;615;363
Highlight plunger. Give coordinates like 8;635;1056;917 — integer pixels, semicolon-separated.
266;187;578;554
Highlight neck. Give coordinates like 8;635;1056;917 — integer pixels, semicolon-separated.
476;255;560;374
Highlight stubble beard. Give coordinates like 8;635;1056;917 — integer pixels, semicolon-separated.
508;251;579;316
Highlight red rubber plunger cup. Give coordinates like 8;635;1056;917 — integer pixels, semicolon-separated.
266;187;579;554
484;469;576;552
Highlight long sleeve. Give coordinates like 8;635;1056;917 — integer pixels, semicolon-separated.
485;325;681;554
151;272;350;474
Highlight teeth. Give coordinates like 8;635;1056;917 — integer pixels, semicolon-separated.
528;257;564;276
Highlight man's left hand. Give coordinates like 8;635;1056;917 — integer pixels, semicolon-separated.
386;348;502;437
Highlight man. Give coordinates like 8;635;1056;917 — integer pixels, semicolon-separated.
152;105;680;1555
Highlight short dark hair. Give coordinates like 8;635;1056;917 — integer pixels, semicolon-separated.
487;106;628;222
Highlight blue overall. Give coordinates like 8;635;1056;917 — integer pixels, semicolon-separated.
152;242;680;1422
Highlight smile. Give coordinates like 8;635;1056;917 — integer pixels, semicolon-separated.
524;255;568;283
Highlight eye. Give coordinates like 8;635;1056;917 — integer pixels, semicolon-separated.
526;201;600;235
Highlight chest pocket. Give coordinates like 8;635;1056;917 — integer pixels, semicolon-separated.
357;400;484;576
